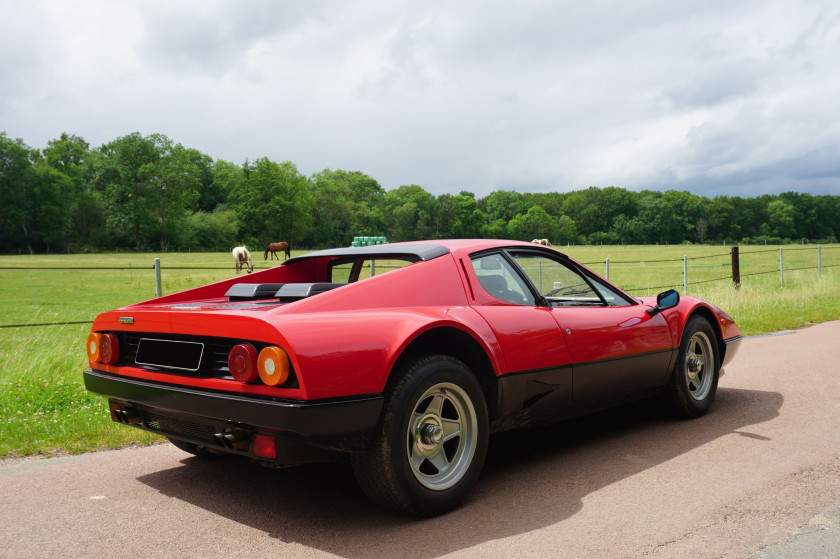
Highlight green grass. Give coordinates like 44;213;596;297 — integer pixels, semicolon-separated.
1;245;838;458
0;324;161;456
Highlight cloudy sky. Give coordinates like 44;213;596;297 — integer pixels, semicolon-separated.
2;0;839;198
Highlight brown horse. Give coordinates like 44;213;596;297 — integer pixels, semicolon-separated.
264;241;290;260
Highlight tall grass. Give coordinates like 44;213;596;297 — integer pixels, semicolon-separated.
0;324;159;456
1;246;838;458
690;269;839;334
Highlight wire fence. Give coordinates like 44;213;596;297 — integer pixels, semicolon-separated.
2;245;839;329
576;245;840;295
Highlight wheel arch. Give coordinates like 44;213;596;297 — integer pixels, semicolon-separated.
685;304;727;365
388;326;499;422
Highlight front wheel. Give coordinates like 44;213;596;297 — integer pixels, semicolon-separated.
350;355;489;516
667;316;720;418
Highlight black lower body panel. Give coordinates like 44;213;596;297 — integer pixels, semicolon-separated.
84;369;383;463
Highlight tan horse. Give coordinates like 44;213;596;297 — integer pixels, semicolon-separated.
232;246;253;273
264;241;290;260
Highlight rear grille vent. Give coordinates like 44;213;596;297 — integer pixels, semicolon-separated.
118;333;271;380
145;411;218;446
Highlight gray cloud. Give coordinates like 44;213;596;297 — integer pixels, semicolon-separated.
1;0;838;197
137;2;326;74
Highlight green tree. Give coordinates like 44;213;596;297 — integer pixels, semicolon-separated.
27;164;74;252
438;191;485;238
93;133;206;251
562;186;636;239
479;190;528;223
180;207;240;251
229;158;314;247
94;133;166;250
611;214;649;244
767;200;796;239
481;218;509;239
507;205;557;241
555;214;579;245
42;133;104;250
661;190;706;243
150;143;203;251
306;169;384;247
635;192;674;244
708;197;739;242
186;149;216;213
382;185;438;241
210;159;245;204
0;133;37;253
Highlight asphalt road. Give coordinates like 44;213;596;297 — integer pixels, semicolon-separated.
2;321;840;559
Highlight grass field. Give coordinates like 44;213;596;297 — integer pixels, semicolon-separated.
2;244;839;458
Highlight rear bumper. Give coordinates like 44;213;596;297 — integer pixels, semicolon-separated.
84;369;383;453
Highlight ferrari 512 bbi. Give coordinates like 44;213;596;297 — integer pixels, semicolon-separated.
84;239;741;516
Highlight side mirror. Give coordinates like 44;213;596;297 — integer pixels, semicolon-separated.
646;289;680;316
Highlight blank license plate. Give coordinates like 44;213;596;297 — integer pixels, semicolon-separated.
135;338;204;371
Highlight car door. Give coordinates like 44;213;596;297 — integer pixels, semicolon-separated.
506;250;675;402
468;252;572;374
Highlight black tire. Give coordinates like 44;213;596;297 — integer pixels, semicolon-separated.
667;316;720;418
350;355;489;516
166;437;224;458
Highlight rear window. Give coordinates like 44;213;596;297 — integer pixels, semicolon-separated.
329;258;416;283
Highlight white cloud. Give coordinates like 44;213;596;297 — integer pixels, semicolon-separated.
1;0;839;197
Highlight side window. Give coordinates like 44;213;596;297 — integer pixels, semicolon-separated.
510;252;598;305
586;274;634;306
510;252;626;307
471;254;534;305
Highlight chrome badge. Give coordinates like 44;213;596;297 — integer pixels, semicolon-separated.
119;317;135;325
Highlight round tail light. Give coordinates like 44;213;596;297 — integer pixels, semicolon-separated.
99;333;119;365
228;344;258;383
257;346;290;387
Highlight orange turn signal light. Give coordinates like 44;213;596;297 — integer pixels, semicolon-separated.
257;346;290;387
86;333;102;362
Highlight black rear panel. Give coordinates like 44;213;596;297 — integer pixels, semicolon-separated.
117;333;297;387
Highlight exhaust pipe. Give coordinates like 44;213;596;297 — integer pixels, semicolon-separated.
114;406;141;425
214;429;251;451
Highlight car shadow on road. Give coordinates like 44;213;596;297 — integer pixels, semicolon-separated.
137;387;782;558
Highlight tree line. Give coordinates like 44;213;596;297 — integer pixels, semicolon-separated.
2;131;839;254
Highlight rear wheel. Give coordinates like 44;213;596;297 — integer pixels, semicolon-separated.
667;316;720;418
351;355;489;516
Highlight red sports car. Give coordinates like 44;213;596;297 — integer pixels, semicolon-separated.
84;239;741;516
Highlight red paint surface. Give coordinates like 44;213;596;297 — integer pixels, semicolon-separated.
89;240;740;401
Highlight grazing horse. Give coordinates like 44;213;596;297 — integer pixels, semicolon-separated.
232;246;253;274
264;241;290;260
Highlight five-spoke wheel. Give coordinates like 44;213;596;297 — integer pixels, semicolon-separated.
668;316;720;418
351;355;489;516
406;382;479;491
684;330;715;401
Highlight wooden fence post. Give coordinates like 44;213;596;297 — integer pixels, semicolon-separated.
731;247;740;288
